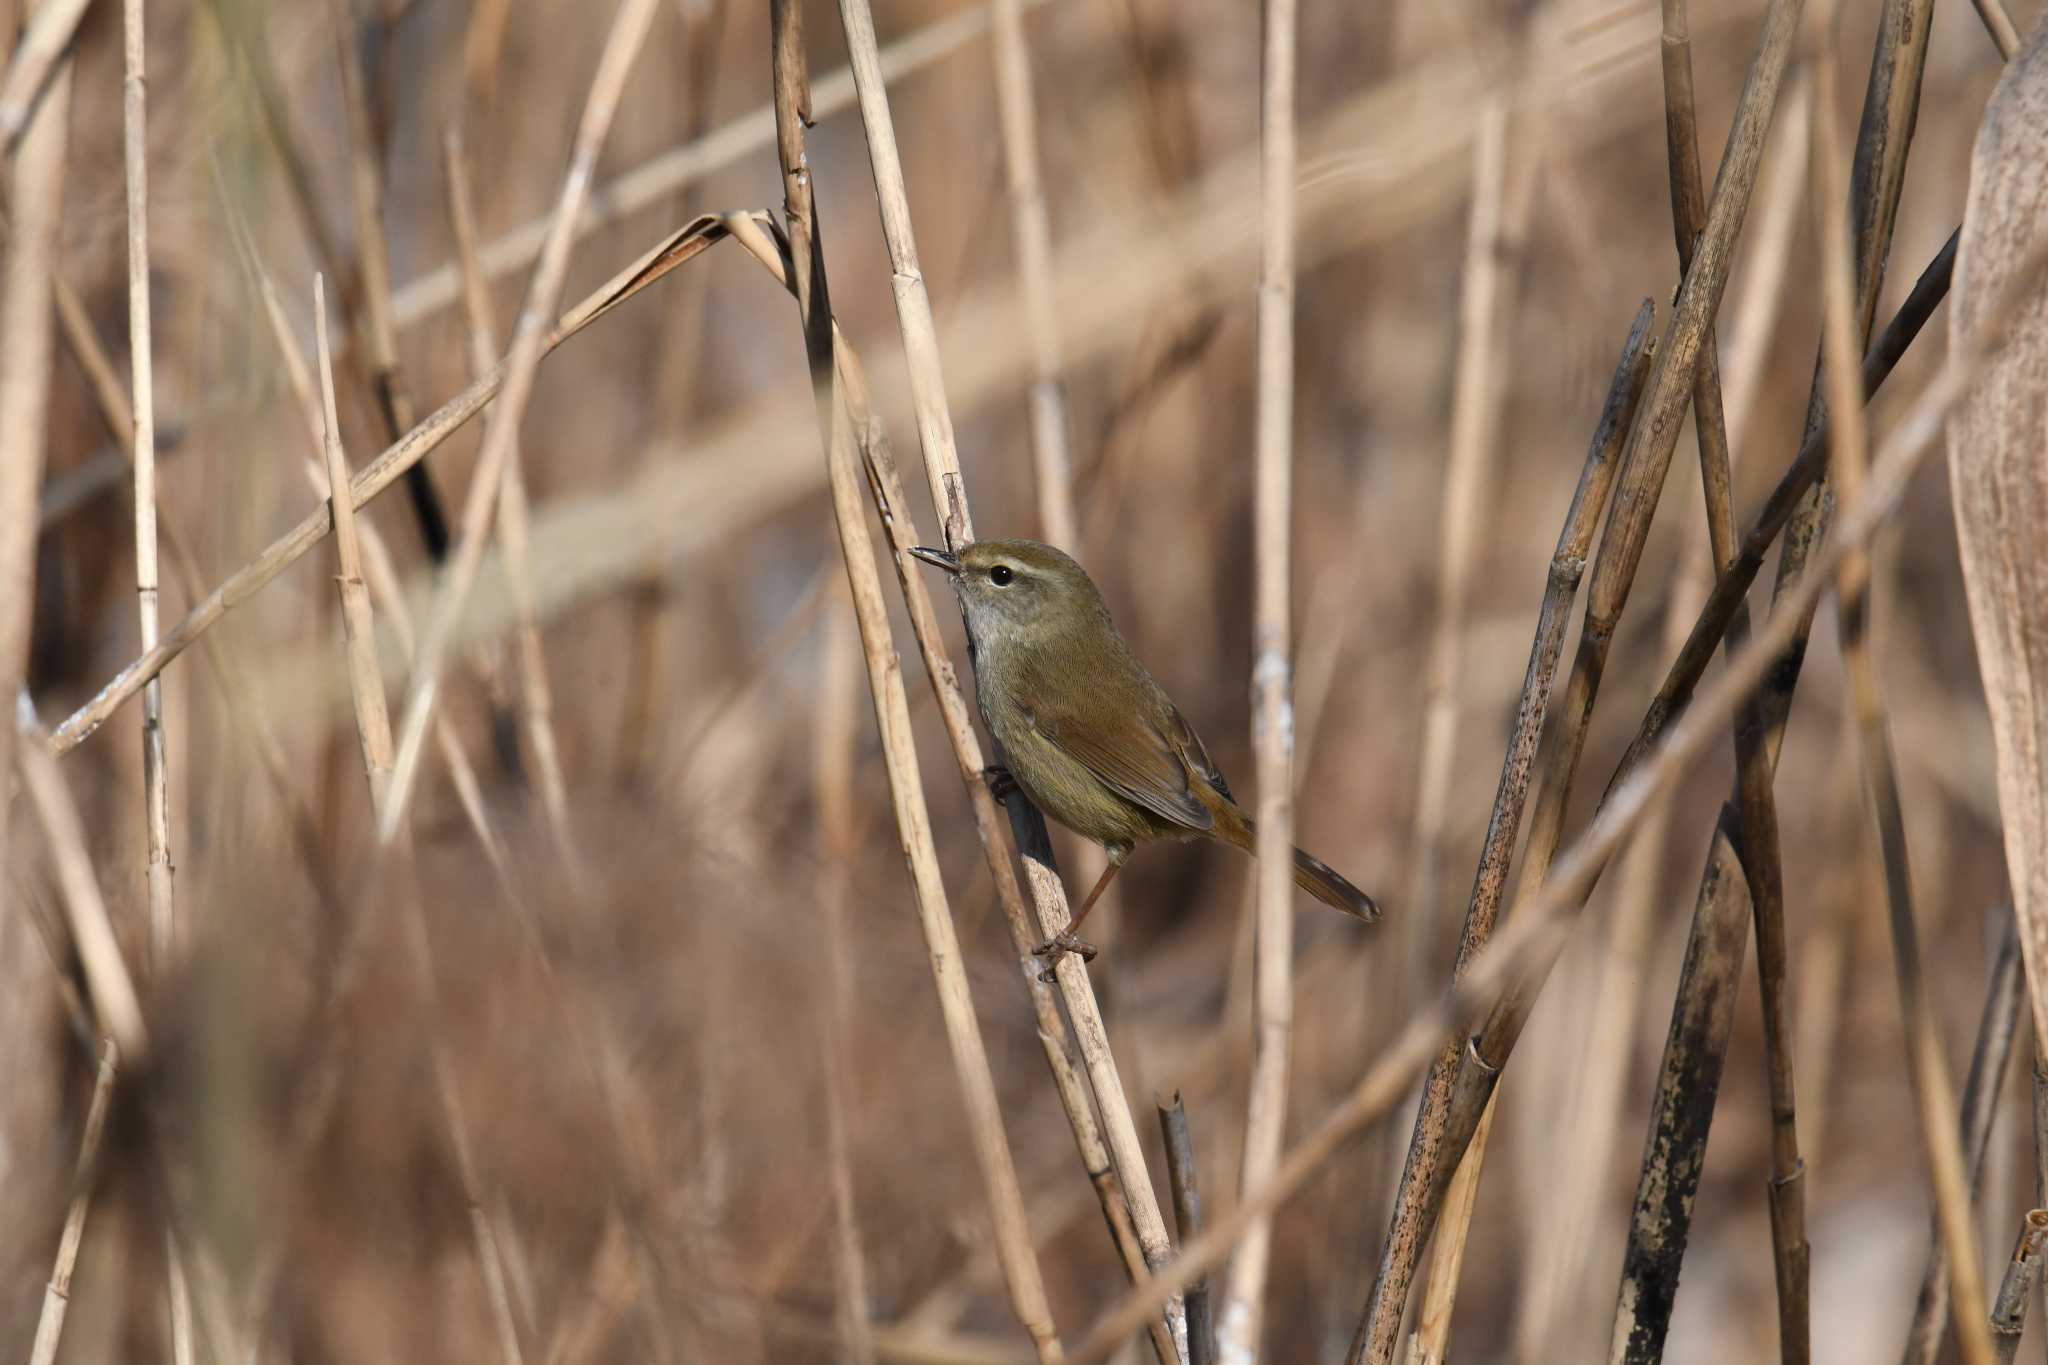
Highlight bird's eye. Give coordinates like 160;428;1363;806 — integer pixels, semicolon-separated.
989;564;1015;586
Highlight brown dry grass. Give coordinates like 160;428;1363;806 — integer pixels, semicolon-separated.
3;1;2045;1362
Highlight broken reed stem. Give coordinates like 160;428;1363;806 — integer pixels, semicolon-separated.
1403;92;1518;1365
444;126;584;882
1159;1096;1215;1365
1812;2;1990;1359
987;0;1077;550
1218;0;1298;1357
1406;94;1510;941
815;599;879;1365
27;1039;117;1365
315;274;395;811
1990;1211;2048;1363
1364;295;1653;1364
769;7;1062;1358
123;0;175;971
379;0;663;844
0;22;70;910
1067;263;2045;1363
1902;916;2023;1365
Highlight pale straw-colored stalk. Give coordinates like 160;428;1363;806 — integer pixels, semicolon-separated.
1217;0;1299;1359
443;126;583;883
769;6;1063;1353
380;0;663;844
1809;0;1989;1358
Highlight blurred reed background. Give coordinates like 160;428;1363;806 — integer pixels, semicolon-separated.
0;0;2042;1361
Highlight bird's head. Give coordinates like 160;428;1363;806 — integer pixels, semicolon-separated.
907;538;1108;647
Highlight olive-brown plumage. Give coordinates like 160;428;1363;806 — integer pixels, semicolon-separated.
910;538;1380;959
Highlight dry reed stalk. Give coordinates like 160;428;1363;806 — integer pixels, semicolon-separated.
221;192;513;879
1513;88;1809;1362
1666;6;1810;1345
1612;2;1846;1353
1065;257;2048;1363
390;0;1056;332
1363;293;1653;1360
1356;4;1895;1346
315;274;395;810
27;1039;117;1365
722;210;1158;1362
310;304;535;1365
1607;821;1752;1365
46;270;346;914
1405;95;1511;942
1972;0;2024;60
770;7;1062;1358
1991;1211;2048;1363
1401;98;1520;1362
1608;229;1957;783
1810;0;1988;1358
49;206;734;757
379;0;662;844
444;126;583;881
826;0;1196;1352
816;596;879;1365
0;0;81;145
16;699;149;1058
67;28;1640;754
987;0;1076;550
122;0;174;969
831;0;973;551
1159;1096;1214;1365
1902;917;2024;1364
0;18;69;914
1752;0;1940;763
1216;1;1299;1357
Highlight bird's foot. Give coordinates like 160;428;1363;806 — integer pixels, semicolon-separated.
981;765;1020;805
1031;930;1098;981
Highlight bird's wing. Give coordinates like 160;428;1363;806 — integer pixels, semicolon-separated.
1037;688;1216;833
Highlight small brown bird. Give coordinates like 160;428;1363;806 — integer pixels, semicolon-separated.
909;538;1380;964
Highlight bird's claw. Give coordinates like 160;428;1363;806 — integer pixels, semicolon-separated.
981;765;1020;805
1031;930;1097;981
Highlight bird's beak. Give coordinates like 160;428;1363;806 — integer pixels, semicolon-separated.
907;545;961;575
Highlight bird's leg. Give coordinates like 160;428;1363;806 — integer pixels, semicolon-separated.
1033;852;1123;976
980;765;1019;805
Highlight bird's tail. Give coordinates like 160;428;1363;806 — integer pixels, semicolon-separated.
1230;815;1382;923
